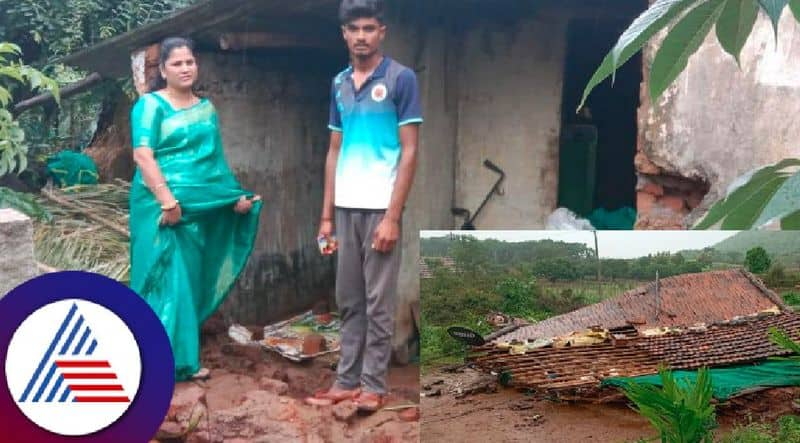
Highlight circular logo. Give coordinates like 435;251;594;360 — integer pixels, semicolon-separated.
0;272;174;442
371;83;388;102
6;300;142;435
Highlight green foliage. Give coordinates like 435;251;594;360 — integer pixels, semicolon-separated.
713;231;800;266
0;186;52;221
622;366;717;443
582;0;800;106
745;247;772;274
696;160;800;230
768;327;800;356
764;263;787;287
721;416;800;443
0;0;195;58
496;277;542;319
0;43;59;176
782;291;800;306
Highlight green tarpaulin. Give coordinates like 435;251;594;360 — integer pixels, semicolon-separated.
603;360;800;400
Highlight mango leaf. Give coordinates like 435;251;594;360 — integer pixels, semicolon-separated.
650;0;728;102
0;42;21;55
695;159;800;229
716;0;760;64
782;210;800;229
0;86;10;107
753;168;800;227
578;0;699;111
759;0;790;38
791;0;800;21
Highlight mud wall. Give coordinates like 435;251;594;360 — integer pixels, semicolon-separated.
637;10;800;227
198;51;339;325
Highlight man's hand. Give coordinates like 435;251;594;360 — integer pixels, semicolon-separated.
372;217;400;253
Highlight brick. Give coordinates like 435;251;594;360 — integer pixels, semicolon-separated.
635;152;661;175
640;181;664;197
659;194;686;212
636;191;656;215
302;334;327;355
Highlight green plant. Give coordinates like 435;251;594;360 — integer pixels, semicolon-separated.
695;159;800;230
765;263;787;287
782;291;800;306
721;415;800;443
0;42;59;176
621;366;717;443
580;0;800;108
745;247;772;274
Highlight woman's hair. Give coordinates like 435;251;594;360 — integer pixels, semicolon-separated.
339;0;384;25
148;36;196;92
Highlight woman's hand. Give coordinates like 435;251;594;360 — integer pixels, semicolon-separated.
234;195;260;214
160;203;182;226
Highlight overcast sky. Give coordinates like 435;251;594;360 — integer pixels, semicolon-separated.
420;230;740;259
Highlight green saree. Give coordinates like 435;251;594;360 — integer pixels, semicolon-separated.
130;93;261;380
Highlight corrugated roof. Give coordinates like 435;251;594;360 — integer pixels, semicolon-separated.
496;269;783;342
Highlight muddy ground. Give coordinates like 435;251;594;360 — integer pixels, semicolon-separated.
421;366;800;443
151;320;420;443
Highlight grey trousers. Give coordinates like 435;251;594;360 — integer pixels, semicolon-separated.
334;209;402;395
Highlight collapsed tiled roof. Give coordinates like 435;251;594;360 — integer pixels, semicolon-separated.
471;312;800;392
496;269;783;343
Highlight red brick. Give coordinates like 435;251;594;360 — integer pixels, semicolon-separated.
659;194;686;212
302;334;327;355
635;152;661;175
637;191;656;214
640;182;665;197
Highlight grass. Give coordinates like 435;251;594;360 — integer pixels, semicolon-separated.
720;416;800;443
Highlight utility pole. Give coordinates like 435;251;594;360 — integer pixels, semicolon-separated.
594;230;601;298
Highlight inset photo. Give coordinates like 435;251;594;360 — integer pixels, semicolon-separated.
421;230;800;443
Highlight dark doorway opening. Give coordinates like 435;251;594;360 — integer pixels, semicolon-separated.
557;4;647;229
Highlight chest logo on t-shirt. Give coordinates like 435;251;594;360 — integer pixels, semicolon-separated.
371;83;388;103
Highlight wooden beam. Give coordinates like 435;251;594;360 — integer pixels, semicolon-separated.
219;32;341;51
13;72;104;115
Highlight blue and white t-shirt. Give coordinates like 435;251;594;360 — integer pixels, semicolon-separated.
329;57;423;209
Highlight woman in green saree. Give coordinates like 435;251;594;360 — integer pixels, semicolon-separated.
130;37;261;381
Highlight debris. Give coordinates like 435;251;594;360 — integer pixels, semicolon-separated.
422;389;442;397
261;311;341;362
332;400;358;422
398;407;420;422
229;324;254;345
258;377;289;396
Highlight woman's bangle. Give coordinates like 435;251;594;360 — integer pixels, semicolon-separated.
161;200;179;211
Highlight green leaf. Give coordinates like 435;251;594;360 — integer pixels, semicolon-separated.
577;0;699;111
0;66;25;83
695;159;800;229
782;210;800;229
753;167;800;227
0;42;21;55
716;0;760;64
791;0;800;21
759;0;790;38
0;86;10;107
650;0;729;102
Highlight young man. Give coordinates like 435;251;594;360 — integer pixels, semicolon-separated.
309;0;422;412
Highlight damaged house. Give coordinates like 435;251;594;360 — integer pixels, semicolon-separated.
51;0;800;356
471;269;800;400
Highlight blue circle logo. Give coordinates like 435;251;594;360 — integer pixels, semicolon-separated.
0;271;174;442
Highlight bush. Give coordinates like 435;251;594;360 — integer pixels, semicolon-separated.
721;415;800;443
783;292;800;307
765;263;787;288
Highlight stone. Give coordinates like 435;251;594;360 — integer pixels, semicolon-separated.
167;384;207;422
258;377;289;396
332;399;358;423
0;209;36;298
398;407;420;422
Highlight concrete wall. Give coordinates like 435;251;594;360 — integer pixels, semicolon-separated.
0;209;36;297
639;10;800;218
199;51;338;324
453;16;566;229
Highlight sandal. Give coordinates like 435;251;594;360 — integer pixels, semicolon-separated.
355;391;385;413
191;367;210;381
304;386;360;406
